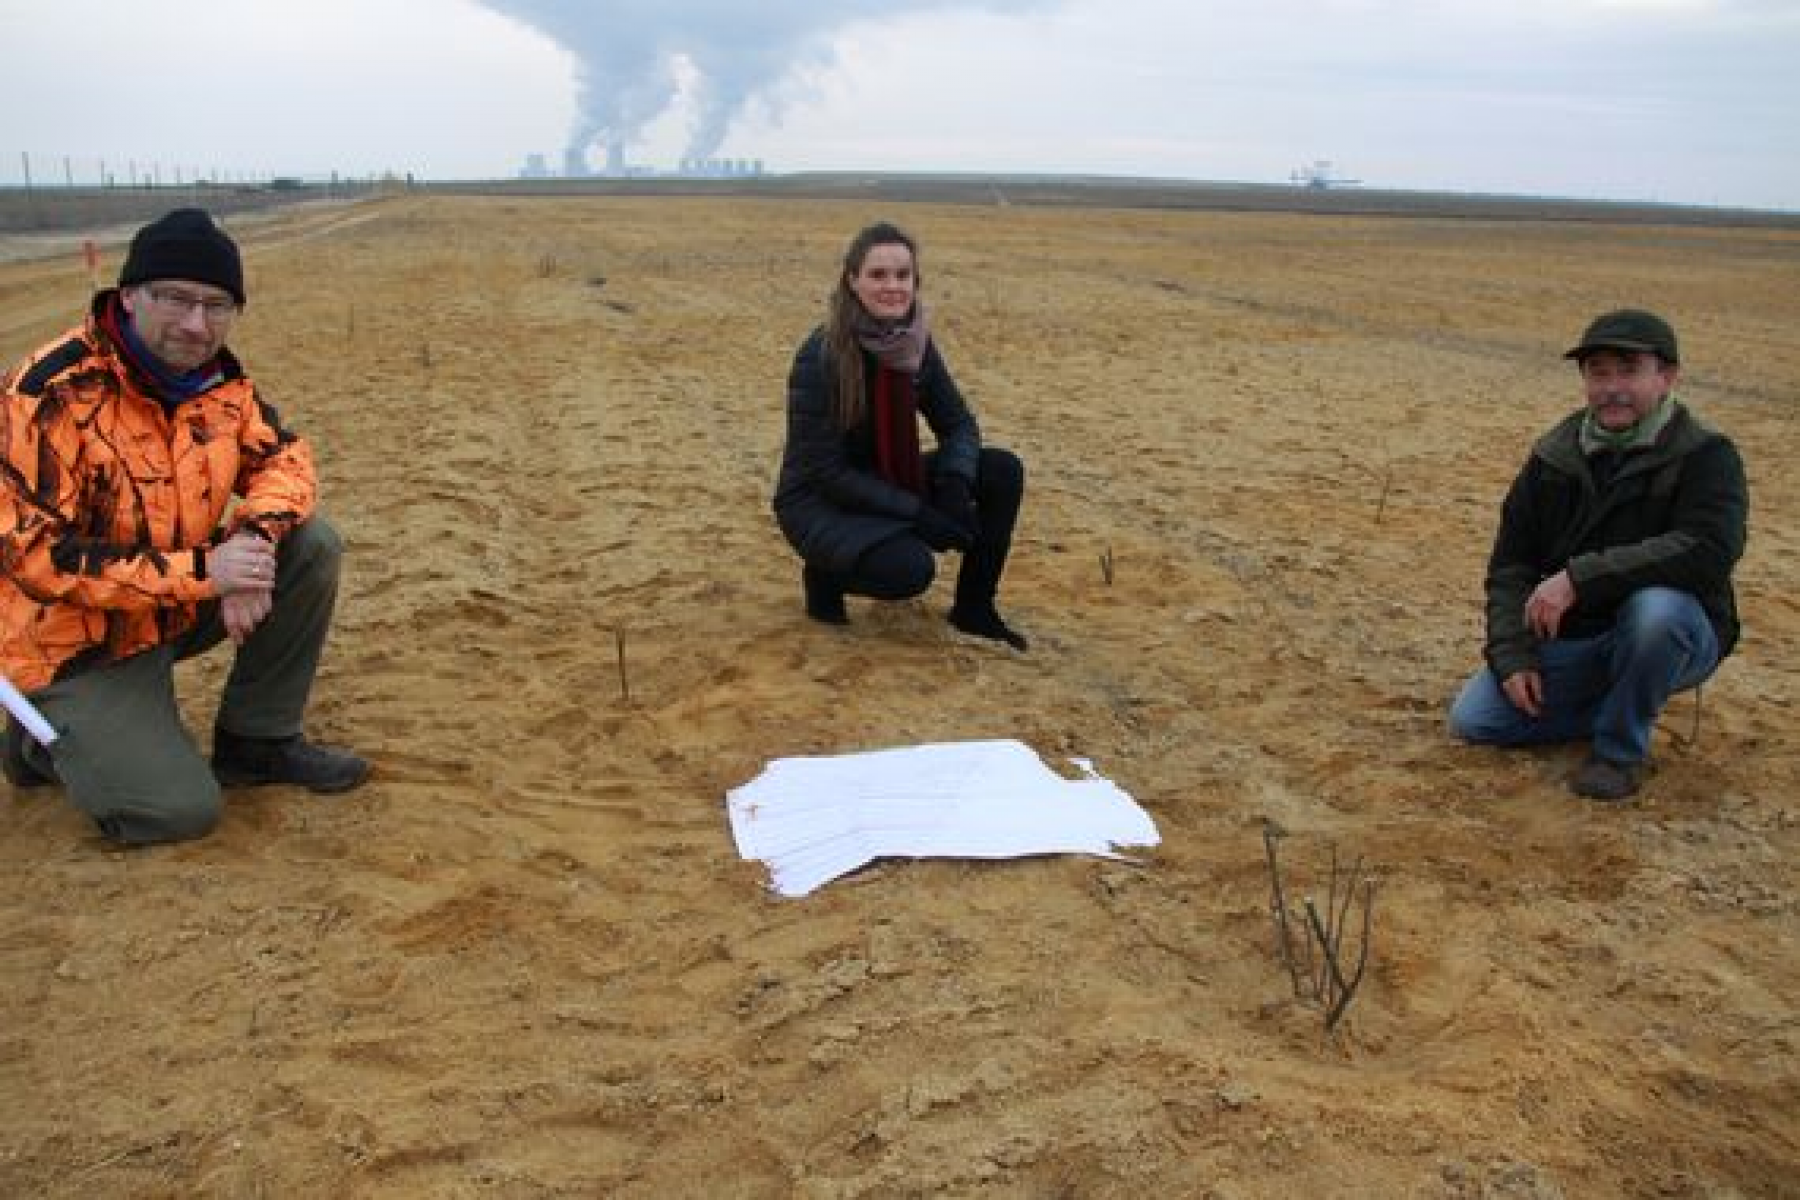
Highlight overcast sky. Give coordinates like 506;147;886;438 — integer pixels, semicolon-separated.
2;0;1796;209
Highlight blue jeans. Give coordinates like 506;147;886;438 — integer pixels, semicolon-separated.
1449;587;1721;765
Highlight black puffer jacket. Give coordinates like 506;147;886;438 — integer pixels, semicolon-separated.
1482;402;1748;681
773;328;981;572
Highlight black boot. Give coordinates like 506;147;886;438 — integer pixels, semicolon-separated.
213;727;370;793
803;565;849;626
2;717;54;789
948;604;1029;651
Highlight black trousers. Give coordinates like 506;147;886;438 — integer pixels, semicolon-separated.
831;447;1024;612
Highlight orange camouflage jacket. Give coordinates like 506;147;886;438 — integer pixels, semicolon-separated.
0;292;315;692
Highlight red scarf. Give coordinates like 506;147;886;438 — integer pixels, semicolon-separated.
872;365;923;496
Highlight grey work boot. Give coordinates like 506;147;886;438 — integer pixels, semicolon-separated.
212;727;370;793
1570;753;1644;802
3;717;54;790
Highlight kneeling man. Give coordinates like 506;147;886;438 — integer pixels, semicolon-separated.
2;208;368;844
1449;309;1747;801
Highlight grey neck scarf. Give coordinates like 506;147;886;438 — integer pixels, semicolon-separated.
1581;395;1679;456
853;302;931;374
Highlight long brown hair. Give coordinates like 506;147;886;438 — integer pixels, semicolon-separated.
824;221;920;430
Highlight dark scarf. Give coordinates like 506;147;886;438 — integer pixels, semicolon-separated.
871;366;924;496
99;293;225;408
856;304;930;495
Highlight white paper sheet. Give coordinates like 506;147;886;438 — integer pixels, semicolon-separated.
726;739;1158;897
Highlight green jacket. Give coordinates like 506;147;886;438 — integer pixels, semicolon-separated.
1482;402;1747;681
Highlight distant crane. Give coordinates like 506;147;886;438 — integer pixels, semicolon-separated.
1290;160;1361;190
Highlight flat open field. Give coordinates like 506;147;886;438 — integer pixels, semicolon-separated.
1;194;1796;1197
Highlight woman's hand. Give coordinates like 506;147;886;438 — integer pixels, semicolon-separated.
915;504;975;552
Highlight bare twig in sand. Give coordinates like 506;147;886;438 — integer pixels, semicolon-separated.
1263;831;1380;1035
1319;845;1341;998
1667;684;1705;753
1324;882;1376;1033
1332;854;1365;972
76;1140;162;1179
75;1103;304;1180
1297;897;1319;1001
1374;467;1394;525
1100;545;1116;587
1344;454;1395;525
1262;821;1305;998
614;627;631;704
1304;898;1348;1011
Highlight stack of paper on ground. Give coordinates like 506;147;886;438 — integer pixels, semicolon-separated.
727;738;1160;897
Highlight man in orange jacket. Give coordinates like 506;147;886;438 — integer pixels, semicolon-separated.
0;208;367;844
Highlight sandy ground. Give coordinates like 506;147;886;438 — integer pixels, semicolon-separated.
1;195;1796;1198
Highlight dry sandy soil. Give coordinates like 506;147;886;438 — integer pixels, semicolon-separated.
1;194;1796;1198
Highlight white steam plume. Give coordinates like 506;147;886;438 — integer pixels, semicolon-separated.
479;0;1057;170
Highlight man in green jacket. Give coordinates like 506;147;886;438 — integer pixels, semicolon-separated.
1449;309;1748;801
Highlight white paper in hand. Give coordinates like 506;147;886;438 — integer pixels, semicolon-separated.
0;674;56;746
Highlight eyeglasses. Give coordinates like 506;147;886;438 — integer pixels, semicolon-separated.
143;286;239;323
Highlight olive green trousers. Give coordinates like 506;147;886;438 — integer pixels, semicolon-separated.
22;518;344;845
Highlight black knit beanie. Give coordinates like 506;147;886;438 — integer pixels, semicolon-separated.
118;208;245;305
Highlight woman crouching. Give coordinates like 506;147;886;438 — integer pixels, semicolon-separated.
773;222;1027;650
